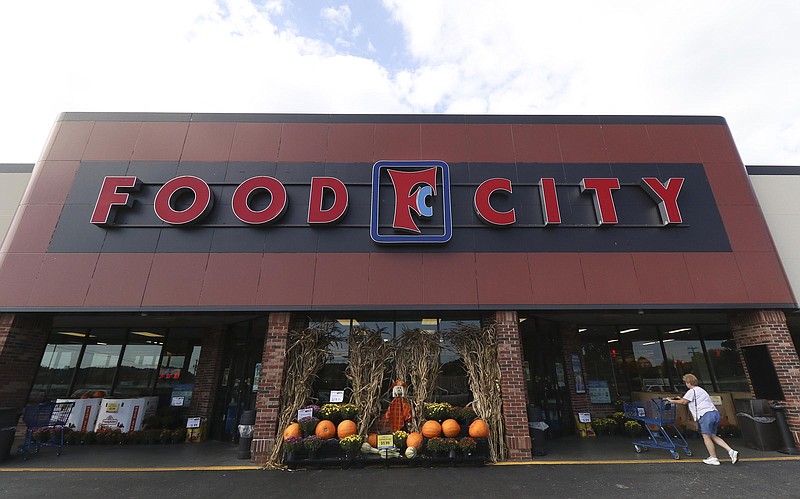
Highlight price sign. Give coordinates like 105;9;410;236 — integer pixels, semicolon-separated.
298;408;313;420
578;412;591;423
377;434;394;450
330;390;344;403
186;417;201;429
170;396;185;407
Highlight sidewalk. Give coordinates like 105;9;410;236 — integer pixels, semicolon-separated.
2;434;797;471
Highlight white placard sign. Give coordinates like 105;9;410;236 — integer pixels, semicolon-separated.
578;412;592;423
186;417;201;429
297;408;314;420
330;390;345;403
171;396;185;407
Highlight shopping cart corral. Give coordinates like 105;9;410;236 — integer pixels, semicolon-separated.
17;401;74;460
624;399;692;459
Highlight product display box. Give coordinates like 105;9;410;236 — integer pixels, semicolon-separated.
55;398;102;432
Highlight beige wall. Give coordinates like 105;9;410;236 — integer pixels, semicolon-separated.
0;166;33;245
750;174;800;302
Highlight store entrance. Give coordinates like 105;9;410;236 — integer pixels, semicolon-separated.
519;317;573;437
212;320;265;443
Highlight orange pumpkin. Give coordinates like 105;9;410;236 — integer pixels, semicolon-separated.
283;422;302;440
367;432;378;448
469;418;489;438
421;420;442;438
92;390;107;398
315;420;336;439
406;431;424;450
337;419;357;439
80;393;91;399
441;418;461;437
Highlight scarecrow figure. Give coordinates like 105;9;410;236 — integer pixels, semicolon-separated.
383;380;413;432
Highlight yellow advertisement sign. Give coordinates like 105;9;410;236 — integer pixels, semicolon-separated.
377;434;394;449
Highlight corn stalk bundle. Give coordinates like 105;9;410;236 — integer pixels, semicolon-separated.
344;325;391;434
266;322;340;468
394;327;441;432
443;321;506;462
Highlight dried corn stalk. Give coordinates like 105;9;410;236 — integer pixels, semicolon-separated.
345;325;391;434
395;327;441;432
443;321;506;462
265;322;340;468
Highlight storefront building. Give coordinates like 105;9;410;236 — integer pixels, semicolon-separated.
1;113;799;462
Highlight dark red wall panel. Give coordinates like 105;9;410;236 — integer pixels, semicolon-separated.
0;113;793;312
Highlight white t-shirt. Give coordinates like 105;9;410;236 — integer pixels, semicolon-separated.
683;386;716;420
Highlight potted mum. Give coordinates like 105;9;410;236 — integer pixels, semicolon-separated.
303;435;323;459
284;435;303;461
459;436;477;456
339;434;363;460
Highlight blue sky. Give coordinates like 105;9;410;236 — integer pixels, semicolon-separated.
275;0;411;71
0;0;798;165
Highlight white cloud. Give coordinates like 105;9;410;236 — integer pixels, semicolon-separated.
0;0;798;165
321;5;353;31
384;0;800;164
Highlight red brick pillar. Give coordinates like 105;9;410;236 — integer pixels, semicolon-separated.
189;326;226;419
0;313;52;409
730;310;800;445
251;312;292;463
496;310;532;461
559;323;591;418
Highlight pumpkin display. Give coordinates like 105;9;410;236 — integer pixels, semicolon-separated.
406;431;423;450
283;422;302;440
441;418;461;437
421;420;442;438
92;390;106;398
367;432;378;448
469;418;490;438
337;419;357;439
315;420;336;439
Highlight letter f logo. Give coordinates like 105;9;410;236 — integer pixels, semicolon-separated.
371;160;452;244
387;167;437;233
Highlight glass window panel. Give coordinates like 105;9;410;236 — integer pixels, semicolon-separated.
578;326;624;401
71;328;125;396
154;328;203;404
29;331;85;402
114;330;164;397
660;326;710;391
310;318;351;404
700;324;749;392
620;326;666;392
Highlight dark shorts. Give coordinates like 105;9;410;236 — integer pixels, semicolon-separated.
699;409;720;435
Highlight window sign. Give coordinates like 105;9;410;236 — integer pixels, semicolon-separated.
588;380;611;404
555;362;566;388
252;363;262;392
330;390;344;403
571;354;586;393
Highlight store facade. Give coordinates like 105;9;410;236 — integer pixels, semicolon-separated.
1;113;799;462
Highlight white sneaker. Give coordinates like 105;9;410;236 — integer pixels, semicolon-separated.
729;449;739;464
703;457;721;466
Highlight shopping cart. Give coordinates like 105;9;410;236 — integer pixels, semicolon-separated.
17;401;74;460
623;399;692;459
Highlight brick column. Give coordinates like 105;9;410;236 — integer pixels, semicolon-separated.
495;310;532;461
559;323;591;417
0;313;52;409
730;310;800;445
188;326;226;419
251;312;292;463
